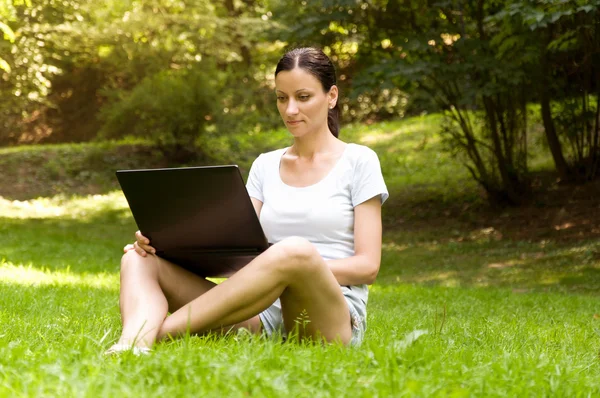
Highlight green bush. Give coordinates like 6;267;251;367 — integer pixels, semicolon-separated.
98;68;217;162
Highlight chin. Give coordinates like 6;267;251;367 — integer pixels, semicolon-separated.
286;125;308;138
288;130;311;139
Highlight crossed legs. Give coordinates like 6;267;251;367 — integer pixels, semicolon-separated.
116;237;352;348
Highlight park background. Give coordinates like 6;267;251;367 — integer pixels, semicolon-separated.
1;0;599;396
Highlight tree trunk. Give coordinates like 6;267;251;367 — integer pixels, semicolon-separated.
539;29;571;181
224;0;252;68
589;89;600;180
540;88;570;181
483;95;523;205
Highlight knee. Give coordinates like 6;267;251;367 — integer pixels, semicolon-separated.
271;237;323;274
277;236;318;260
121;249;139;267
121;250;156;272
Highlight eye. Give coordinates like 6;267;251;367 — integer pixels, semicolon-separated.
298;95;310;101
277;96;286;101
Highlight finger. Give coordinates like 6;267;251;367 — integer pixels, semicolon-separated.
135;230;150;245
134;241;147;257
123;244;134;253
137;242;156;255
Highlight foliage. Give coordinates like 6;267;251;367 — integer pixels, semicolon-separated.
98;68;217;162
0;0;55;143
489;0;600;181
268;0;415;121
552;97;599;178
1;0;600;203
275;0;598;203
346;1;534;205
0;0;280;145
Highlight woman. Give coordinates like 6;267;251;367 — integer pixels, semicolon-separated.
106;47;388;355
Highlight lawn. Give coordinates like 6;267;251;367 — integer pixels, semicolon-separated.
1;115;599;396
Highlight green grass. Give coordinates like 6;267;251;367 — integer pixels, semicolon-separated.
1;115;600;396
0;140;168;200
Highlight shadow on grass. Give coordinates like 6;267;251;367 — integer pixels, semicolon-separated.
378;232;600;295
0;142;194;201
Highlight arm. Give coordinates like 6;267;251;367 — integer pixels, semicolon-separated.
326;196;383;286
250;197;263;218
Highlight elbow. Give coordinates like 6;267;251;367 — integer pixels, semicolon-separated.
365;263;380;285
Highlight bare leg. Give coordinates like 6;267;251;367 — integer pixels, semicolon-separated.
117;250;260;347
157;237;352;345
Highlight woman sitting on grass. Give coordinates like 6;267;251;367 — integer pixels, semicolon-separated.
106;47;388;355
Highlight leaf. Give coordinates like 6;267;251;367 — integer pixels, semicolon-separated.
496;36;521;57
0;21;16;42
578;5;595;13
0;57;10;73
534;11;545;23
550;12;564;23
393;329;429;351
548;31;578;52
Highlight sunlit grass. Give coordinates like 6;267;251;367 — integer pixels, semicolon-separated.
0;191;129;219
0;261;118;289
0;192;134;275
0;137;152;155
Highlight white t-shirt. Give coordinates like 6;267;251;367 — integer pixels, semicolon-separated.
245;143;389;304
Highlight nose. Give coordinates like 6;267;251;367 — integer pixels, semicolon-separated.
285;99;299;116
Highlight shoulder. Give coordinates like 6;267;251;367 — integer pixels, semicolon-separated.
345;143;381;164
252;148;287;168
252;147;288;166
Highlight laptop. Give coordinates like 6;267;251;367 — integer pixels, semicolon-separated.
115;165;270;277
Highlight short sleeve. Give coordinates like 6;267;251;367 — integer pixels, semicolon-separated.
351;147;389;207
246;154;264;202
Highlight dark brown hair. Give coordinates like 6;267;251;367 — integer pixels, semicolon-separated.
275;47;341;137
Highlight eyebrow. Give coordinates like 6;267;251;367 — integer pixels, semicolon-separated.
276;88;312;94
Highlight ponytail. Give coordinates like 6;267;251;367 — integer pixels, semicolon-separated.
327;103;341;138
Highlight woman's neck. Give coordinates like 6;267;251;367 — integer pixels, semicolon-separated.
290;128;339;159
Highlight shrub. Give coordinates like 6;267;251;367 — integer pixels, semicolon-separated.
98;68;217;162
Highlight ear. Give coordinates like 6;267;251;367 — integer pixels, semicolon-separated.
328;85;339;109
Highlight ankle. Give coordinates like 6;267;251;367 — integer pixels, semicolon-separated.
117;337;153;348
105;343;151;356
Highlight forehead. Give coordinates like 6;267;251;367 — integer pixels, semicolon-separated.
275;67;322;92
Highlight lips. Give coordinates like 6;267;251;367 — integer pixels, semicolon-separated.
286;120;303;125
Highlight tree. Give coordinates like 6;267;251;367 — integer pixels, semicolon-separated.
270;0;600;204
0;0;59;144
496;0;600;181
319;0;532;205
98;68;217;162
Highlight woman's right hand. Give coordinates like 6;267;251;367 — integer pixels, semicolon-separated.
123;230;156;257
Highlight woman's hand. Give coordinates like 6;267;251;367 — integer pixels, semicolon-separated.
123;230;156;257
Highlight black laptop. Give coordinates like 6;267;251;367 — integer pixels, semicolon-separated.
115;165;269;277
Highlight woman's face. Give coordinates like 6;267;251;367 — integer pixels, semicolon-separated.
275;67;337;138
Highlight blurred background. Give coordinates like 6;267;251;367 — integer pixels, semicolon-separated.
2;4;600;394
0;0;599;207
